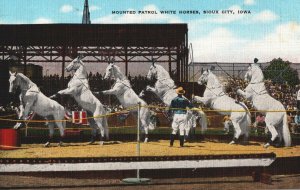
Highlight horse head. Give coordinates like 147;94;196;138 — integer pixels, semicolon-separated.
244;65;252;82
9;71;18;93
198;68;209;85
147;61;158;80
104;59;121;80
244;64;264;83
65;56;84;72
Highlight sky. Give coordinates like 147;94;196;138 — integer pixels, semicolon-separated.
0;0;300;75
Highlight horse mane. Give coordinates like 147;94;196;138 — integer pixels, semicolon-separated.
16;73;36;89
113;64;127;80
75;61;88;78
250;64;264;83
16;73;34;84
207;71;222;88
154;64;171;79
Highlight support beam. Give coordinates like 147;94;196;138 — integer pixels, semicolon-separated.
61;46;66;89
23;46;27;75
125;46;128;76
168;46;172;76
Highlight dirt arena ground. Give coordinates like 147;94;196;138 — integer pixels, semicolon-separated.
0;173;300;189
1;140;300;158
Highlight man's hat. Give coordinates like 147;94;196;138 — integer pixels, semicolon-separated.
176;87;185;95
254;58;259;63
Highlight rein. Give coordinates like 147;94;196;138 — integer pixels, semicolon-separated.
69;63;91;96
157;77;176;89
248;82;268;96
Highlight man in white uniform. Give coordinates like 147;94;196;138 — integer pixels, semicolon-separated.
169;87;193;147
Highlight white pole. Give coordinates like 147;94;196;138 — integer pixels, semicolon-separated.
137;102;141;179
122;99;150;183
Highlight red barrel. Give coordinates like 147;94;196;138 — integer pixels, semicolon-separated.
0;129;20;150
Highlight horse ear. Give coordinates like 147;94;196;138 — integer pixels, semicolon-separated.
111;58;115;65
78;54;83;60
201;68;204;74
9;71;16;76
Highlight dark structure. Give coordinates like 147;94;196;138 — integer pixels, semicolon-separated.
0;61;10;105
0;24;189;82
82;0;91;24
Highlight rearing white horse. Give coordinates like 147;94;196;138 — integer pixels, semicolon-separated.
99;61;156;142
237;64;291;147
193;68;251;144
51;56;109;145
9;72;65;147
142;62;208;135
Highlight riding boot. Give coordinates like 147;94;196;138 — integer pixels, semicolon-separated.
170;134;175;147
179;135;185;147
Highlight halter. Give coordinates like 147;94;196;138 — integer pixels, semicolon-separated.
68;61;91;96
246;67;268;96
204;84;226;97
109;65;132;97
201;72;225;97
157;77;176;89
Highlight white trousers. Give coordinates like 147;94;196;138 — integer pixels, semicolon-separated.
172;114;187;136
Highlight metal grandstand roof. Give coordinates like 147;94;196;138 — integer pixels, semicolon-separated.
0;24;187;47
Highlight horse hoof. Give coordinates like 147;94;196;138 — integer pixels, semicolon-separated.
229;141;236;145
44;142;50;147
87;139;96;145
99;141;104;146
263;143;270;148
144;138;148;143
13;123;23;130
58;141;64;147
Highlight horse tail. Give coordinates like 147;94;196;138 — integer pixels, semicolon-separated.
148;109;157;131
239;102;251;135
244;109;251;135
282;113;292;147
198;110;208;133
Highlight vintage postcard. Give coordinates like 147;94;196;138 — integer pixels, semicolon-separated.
0;0;299;189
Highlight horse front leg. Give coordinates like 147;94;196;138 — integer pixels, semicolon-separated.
14;100;33;130
102;88;118;95
50;87;75;98
14;94;25;129
237;89;252;100
146;85;157;94
193;95;211;106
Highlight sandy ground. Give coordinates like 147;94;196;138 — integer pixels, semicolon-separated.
0;173;300;189
1;140;300;158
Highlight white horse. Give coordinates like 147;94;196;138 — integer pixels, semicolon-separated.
51;56;109;145
142;62;208;136
9;71;65;147
193;68;251;144
99;62;155;142
237;64;291;147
